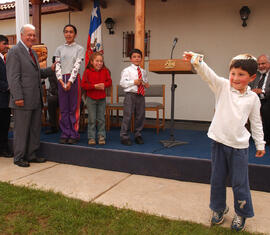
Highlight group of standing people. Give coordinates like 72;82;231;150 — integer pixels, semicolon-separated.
1;22;270;233
0;23;87;167
0;23;150;167
39;24;149;148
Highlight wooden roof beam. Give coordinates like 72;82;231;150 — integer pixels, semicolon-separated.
99;0;107;8
57;0;82;11
0;10;15;20
91;0;107;8
126;0;135;5
126;0;166;5
31;0;42;44
0;2;70;20
134;0;145;67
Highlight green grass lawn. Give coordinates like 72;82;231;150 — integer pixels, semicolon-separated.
0;182;261;235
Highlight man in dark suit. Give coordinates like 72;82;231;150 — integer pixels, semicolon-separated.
6;24;54;167
250;54;270;145
0;35;12;158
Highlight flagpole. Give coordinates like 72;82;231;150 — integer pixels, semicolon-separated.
31;0;42;44
85;0;103;67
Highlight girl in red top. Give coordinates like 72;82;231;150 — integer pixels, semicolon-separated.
81;52;112;145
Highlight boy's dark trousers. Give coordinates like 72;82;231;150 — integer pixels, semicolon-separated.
120;92;145;140
47;73;59;130
47;95;58;129
0;108;11;152
210;141;254;218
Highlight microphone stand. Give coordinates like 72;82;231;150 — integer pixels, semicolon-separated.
170;41;177;60
160;40;188;148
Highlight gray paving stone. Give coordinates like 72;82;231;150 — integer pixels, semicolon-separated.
13;163;130;202
95;174;270;234
0;157;58;182
1;158;269;234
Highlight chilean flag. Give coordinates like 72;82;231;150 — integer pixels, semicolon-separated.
85;0;103;67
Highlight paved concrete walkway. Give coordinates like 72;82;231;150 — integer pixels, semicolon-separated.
0;157;269;234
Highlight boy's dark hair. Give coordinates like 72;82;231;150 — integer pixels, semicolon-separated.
230;56;257;76
129;48;142;58
63;24;77;35
0;35;8;43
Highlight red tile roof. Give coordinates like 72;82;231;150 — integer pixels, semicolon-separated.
0;0;51;11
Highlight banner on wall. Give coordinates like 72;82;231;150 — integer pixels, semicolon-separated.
85;0;103;67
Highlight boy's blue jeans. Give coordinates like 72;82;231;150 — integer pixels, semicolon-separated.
210;141;254;218
86;97;106;140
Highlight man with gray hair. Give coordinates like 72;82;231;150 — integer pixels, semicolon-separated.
250;54;270;145
6;24;55;167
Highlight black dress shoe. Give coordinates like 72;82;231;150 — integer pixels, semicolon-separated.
59;138;68;144
14;159;30;167
45;127;58;135
68;138;78;145
121;139;132;146
29;157;46;163
135;136;144;144
0;149;13;158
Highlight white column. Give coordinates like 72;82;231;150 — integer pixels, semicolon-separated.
15;0;30;41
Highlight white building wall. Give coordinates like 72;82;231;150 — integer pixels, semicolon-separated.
0;0;269;121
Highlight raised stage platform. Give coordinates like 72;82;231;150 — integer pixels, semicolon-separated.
9;126;270;192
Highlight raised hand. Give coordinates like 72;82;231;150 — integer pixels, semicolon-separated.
252;88;263;94
183;52;193;62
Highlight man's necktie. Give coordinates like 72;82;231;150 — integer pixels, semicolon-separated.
29;48;37;65
137;67;145;96
258;73;266;89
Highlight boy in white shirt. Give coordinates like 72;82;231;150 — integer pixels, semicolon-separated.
183;52;265;232
120;49;149;146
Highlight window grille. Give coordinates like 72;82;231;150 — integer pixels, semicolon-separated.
123;30;150;58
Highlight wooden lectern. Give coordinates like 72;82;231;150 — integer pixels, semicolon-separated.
149;59;196;148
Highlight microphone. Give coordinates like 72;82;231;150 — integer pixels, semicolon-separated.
172;37;178;47
170;37;178;59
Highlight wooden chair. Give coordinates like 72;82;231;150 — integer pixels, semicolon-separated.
144;84;165;134
105;85;127;131
106;85;113;105
106;84;165;133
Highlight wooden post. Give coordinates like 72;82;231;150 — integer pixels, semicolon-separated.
134;0;145;67
31;0;41;44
